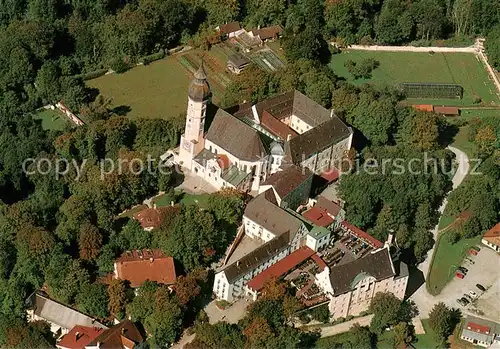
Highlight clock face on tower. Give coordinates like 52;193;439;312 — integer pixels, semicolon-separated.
182;139;192;151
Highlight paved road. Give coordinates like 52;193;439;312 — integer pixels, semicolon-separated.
410;146;470;317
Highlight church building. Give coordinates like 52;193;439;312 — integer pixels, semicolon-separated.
176;63;354;192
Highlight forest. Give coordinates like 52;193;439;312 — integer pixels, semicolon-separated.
0;0;499;347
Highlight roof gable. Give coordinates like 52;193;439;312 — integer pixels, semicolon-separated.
287;116;352;164
88;320;143;349
29;293;106;331
115;249;176;287
244;192;303;237
328;248;394;295
223;232;291;282
262;165;312;198
206;109;268;161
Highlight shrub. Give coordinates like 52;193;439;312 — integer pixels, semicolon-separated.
345;315;354;321
333;317;346;324
447;230;461;244
472;95;482;104
110;58;130;74
141;49;166;65
309;305;330;323
344;58;380;79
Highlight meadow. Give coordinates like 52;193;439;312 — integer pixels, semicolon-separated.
330;51;499;106
87;56;192;120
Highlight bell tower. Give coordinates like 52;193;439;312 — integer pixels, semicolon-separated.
178;61;211;169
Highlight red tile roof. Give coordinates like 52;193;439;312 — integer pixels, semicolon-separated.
87;320;143;349
316;196;342;217
115;249;176;287
57;326;104;349
133;206;172;229
483;222;500;247
412;104;434;112
247;246;315;292
467;322;491;334
340;221;383;248
255;25;283;40
433;106;460;115
216;154;230;170
302;206;334;227
217;22;241;35
311;254;327;269
320;167;340;182
260;110;298;140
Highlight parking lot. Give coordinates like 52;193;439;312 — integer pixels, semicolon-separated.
411;246;500;321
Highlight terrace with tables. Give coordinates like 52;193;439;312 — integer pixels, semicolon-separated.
318;228;378;268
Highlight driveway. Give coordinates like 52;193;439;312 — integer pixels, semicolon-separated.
204;298;249;324
410;146;470;317
411;247;500;320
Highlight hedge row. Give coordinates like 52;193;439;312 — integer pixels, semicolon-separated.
140;49;166;65
78;68;109;81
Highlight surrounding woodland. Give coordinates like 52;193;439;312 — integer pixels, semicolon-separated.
0;0;499;347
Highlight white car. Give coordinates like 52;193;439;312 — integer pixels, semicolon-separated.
469;291;478;299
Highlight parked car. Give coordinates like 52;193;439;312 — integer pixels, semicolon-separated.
455;271;465;279
457;299;466;306
469;291;478;299
460;297;470;305
458;266;468;273
463;294;472;302
476;284;486;292
468;249;478;256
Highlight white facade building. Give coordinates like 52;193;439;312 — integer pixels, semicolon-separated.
213;190;309;302
175;68;353;192
314;247;409;318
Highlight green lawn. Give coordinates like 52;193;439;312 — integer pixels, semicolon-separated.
414;319;443;349
330;51;499;106
451;125;477;158
153;191;211;209
426;233;481;295
32;109;69;131
87;56;192;120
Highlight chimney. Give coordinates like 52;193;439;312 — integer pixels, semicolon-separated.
170;201;174;206
150;257;154;263
286;134;292;142
385;231;394;248
153;203;157;209
75;331;82;340
236;261;240;267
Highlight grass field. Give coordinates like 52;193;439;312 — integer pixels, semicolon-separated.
414;319;442;349
153;191;211;209
87;47;237;120
32;109;69;131
330;51;499;106
87;57;191;120
426;233;481;295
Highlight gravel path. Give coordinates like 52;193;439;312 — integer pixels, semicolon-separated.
410;146;470;317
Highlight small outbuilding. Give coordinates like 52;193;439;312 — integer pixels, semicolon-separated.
433;106;460;116
227;53;250;74
216;22;241;38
